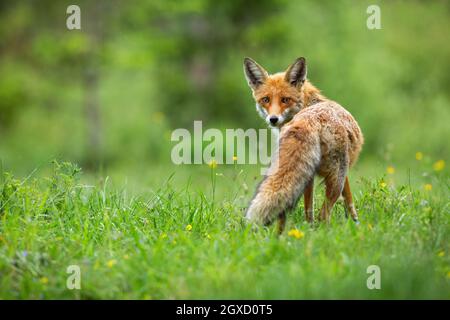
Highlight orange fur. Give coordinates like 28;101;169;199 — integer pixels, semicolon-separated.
253;74;326;114
244;57;364;228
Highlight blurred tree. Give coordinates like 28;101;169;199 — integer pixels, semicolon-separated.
81;1;108;170
0;0;120;169
0;3;34;130
0;0;448;173
120;0;288;127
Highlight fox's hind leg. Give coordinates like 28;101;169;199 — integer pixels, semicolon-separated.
342;176;359;223
319;162;347;223
304;178;314;223
277;211;286;234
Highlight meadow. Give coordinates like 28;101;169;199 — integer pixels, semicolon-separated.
0;0;449;299
0;159;448;299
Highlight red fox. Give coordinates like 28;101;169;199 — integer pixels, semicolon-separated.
243;57;363;231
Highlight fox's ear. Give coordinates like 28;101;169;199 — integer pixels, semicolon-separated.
285;57;307;87
243;57;268;90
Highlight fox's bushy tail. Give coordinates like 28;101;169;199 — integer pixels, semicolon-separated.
246;126;321;225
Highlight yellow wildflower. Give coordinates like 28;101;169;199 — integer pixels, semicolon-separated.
106;259;117;268
185;224;193;231
288;229;304;239
232;156;238;161
424;184;432;191
39;277;49;285
415;152;423;161
380;182;387;188
208;159;217;169
387;166;395;174
160;233;168;239
433;160;445;172
438;251;445;258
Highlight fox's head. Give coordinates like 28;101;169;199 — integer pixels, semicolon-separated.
243;57;307;128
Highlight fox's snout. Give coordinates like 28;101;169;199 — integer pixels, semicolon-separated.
265;113;286;128
269;115;279;125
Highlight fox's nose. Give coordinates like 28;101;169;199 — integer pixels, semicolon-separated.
269;116;279;125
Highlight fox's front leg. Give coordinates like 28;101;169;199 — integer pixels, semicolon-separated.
303;178;314;223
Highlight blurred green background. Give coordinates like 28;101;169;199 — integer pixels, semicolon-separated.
0;0;448;193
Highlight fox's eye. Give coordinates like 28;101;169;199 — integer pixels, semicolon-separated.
261;97;270;104
281;97;291;104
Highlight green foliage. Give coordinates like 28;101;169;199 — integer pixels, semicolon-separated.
0;0;448;175
0;162;448;298
0;1;448;299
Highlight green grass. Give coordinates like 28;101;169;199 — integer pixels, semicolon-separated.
0;161;448;299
